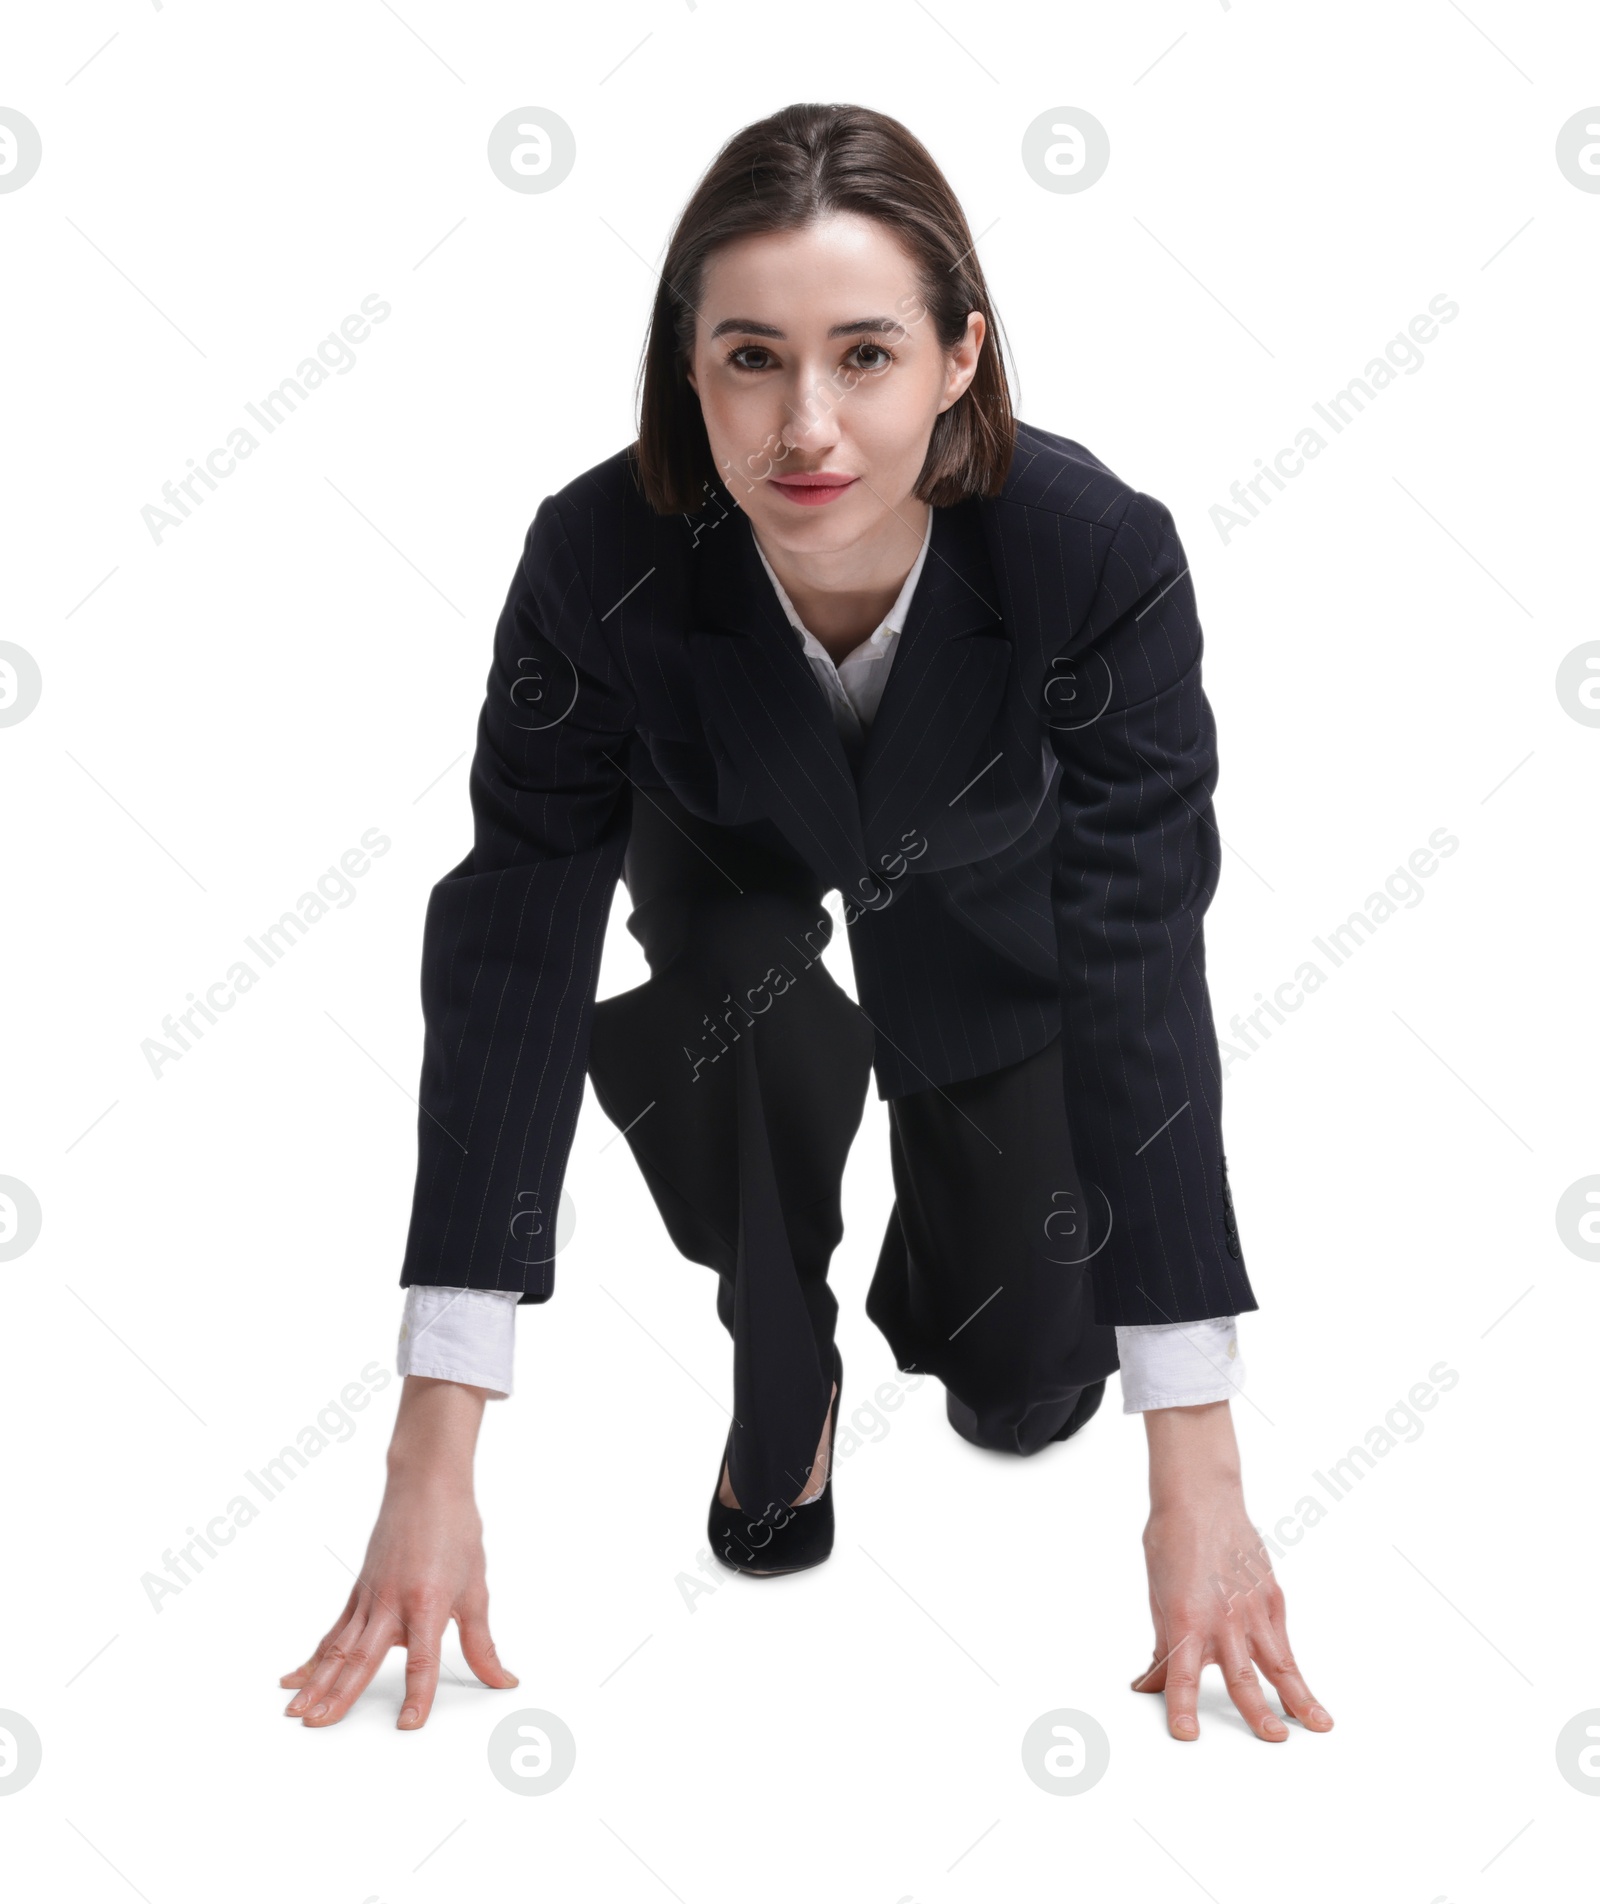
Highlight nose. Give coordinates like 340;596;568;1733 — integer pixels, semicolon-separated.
777;368;846;459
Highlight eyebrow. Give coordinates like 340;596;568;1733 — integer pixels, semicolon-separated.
707;316;910;342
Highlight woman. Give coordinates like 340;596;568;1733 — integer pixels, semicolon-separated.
281;102;1333;1747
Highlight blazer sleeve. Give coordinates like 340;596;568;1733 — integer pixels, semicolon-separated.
398;493;636;1302
1045;489;1257;1329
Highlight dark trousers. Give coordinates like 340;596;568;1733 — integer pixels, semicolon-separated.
586;780;1119;1517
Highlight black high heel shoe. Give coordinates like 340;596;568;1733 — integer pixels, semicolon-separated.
709;1342;844;1576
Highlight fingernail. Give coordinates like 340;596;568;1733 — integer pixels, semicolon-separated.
1309;1705;1332;1725
308;1702;329;1721
399;1706;420;1726
1173;1716;1198;1738
285;1695;307;1715
502;1672;519;1686
1265;1719;1287;1738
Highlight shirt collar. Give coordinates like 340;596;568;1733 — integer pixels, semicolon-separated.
752;505;934;648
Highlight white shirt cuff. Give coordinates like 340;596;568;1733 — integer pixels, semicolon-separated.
397;1285;520;1398
1115;1316;1244;1412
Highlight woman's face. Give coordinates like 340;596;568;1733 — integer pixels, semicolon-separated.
685;212;984;554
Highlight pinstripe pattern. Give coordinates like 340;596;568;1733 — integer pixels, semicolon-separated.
398;421;1257;1327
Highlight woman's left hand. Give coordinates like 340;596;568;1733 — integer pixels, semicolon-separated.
1132;1400;1334;1743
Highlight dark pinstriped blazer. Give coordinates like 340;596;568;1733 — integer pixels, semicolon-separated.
398;419;1258;1330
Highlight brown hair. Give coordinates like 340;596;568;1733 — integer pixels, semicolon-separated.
631;102;1016;516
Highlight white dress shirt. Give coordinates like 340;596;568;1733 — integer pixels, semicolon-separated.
397;504;1246;1413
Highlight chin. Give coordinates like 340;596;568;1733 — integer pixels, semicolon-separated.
752;492;865;536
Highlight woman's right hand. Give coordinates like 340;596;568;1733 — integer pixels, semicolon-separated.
279;1375;520;1730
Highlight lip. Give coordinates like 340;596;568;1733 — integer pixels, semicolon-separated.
769;472;859;506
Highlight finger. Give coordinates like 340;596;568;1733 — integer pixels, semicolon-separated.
398;1628;447;1730
398;1641;442;1730
1130;1630;1181;1693
456;1590;519;1695
280;1586;359;1689
287;1598;385;1721
1248;1613;1333;1731
301;1603;404;1728
285;1600;366;1716
280;1637;344;1690
1218;1634;1287;1742
1159;1630;1205;1741
395;1599;455;1731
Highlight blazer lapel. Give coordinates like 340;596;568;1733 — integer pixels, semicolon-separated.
688;500;870;894
686;490;1009;899
853;498;1009;873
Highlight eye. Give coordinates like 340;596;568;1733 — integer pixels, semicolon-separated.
719;338;899;373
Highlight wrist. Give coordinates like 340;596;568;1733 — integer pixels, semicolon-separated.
1143;1399;1243;1513
386;1373;487;1483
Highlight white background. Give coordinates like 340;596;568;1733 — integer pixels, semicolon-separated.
2;2;1595;1899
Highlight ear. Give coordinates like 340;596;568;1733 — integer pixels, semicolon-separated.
940;310;986;411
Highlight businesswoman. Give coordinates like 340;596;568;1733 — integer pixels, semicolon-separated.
281;102;1332;1747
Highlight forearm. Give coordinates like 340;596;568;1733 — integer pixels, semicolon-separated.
387;1374;490;1485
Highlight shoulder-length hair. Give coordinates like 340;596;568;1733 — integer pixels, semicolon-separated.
632;102;1016;516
